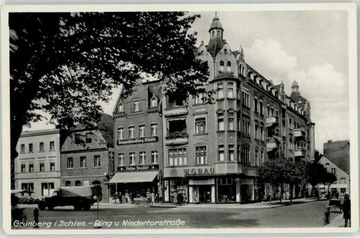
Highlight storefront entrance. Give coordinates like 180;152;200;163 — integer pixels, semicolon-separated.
198;185;211;203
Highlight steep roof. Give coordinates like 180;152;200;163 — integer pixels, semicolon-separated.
323;140;350;174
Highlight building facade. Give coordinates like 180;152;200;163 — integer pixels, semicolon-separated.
112;14;315;204
110;80;164;202
60;113;114;202
14;129;61;200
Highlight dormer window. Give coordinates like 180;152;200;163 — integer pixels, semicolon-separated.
220;61;224;72
118;103;124;113
227;61;231;72
133;100;140;112
150;96;158;108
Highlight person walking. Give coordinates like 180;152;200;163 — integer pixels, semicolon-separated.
342;194;351;227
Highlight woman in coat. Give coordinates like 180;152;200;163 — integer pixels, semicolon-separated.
342;194;351;227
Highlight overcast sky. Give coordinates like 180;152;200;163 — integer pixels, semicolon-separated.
25;9;351;152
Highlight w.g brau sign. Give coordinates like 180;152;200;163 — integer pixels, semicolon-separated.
183;167;215;176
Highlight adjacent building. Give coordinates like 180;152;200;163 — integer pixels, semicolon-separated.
14;129;61;200
60;113;114;202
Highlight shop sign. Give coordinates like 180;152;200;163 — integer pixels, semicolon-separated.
117;136;158;145
118;164;159;172
183;167;214;176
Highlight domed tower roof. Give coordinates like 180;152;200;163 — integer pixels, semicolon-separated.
207;12;224;57
209;13;223;32
292;80;299;88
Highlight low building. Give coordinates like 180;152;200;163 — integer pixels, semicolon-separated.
60;113;114;202
14;129;61;200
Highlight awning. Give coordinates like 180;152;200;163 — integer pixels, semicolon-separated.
109;171;158;184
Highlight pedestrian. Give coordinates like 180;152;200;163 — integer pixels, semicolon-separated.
177;192;183;206
151;191;155;206
342;194;351;227
33;208;39;229
118;191;122;204
114;192;118;204
323;205;330;225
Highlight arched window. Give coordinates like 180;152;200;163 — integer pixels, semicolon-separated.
92;180;101;186
65;181;71;186
217;30;221;37
150;96;158;108
220;61;224;72
75;180;81;186
227;61;231;72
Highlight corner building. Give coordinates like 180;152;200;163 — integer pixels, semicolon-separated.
162;14;315;203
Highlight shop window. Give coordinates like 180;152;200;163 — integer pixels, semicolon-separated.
139;125;145;138
227;82;234;99
94;155;101;167
67;157;74;169
228;113;234;131
29;143;33;153
29;164;34;172
50;141;55;151
133;100;140;112
129;126;135;138
195;118;206;134
130;153;136;165
80;156;87;168
20;144;25;153
196;146;207;165
169;148;187;166
139;152;146;165
75;181;82;186
118;153;124;166
150;123;158;136
220;61;224;72
217;113;224;131
217;83;224;99
40;163;45;172
50;162;55;171
118;127;124;140
151;151;158;164
39;142;44;152
218;145;225;161
229;145;235;161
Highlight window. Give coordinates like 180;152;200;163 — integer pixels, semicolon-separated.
21;164;26;173
118;153;124;166
118;103;124;113
168;148;187;166
196;146;207;165
29;164;34;172
118;127;124;140
261;127;265;141
340;178;346;184
260;100;264;115
41;183;54;196
50;162;55;171
151;151;158;164
67;157;74;169
220;61;224;71
130;153;136;165
80;156;87;168
218;145;225;161
40;163;45;172
260;150;265;165
254;97;258;113
20;144;25;153
242;90;250;108
50;141;55;151
129;126;135;138
194;93;204;105
254;148;259;167
150;123;157;136
75;134;81;144
195;118;206;134
29;143;33;152
39;142;44;152
65;181;71;186
94;155;101;167
228;113;234;130
217;83;224;99
275;109;279;117
133;100;140;112
21;183;34;192
331;168;336;175
242;117;250;137
229;145;235;161
139;152;146;165
255;124;259;140
150;97;158;108
241;146;250;166
267;104;271;116
139;125;145;138
227;61;231;72
218;113;224;131
227;82;234;98
85;133;92;143
75;181;82;186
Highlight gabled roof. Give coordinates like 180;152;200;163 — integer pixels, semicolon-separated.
323;140;350;174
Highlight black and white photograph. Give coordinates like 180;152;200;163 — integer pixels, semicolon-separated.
1;3;358;235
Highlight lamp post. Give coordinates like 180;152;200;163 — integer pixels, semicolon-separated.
104;172;110;203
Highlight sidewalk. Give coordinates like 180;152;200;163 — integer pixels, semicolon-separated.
326;213;346;228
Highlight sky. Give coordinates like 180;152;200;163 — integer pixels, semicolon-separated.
25;9;352;153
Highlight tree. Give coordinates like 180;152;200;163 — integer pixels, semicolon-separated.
305;162;328;197
322;171;337;199
10;12;210;162
258;159;285;203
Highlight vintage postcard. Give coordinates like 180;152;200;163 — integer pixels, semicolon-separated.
1;3;358;235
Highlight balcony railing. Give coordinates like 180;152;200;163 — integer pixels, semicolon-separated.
266;138;279;152
165;131;189;146
294;148;306;157
266;116;279;128
294;128;306;139
164;106;188;117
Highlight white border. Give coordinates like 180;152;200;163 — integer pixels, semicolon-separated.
1;3;358;235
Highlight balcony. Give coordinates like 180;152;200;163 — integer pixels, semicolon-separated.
294;148;306;157
164;106;188;117
165;131;189;146
294;128;306;140
266;138;279;152
266;116;279;128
